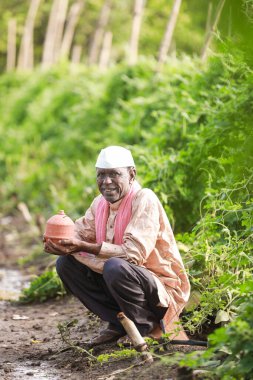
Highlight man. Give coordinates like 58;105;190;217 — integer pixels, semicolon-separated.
44;146;190;345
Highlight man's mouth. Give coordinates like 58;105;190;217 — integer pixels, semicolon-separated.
103;188;117;193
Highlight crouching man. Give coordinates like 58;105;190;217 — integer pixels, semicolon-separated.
44;146;190;345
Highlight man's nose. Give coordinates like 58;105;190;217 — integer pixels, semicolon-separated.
103;175;113;184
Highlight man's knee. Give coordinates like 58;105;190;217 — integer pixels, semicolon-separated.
103;257;128;285
56;255;72;278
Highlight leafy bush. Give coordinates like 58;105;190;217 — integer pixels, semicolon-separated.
172;287;253;380
19;269;66;303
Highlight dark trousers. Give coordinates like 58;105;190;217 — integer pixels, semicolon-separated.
56;255;167;336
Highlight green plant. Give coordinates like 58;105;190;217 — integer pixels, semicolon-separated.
19;269;66;303
167;292;253;380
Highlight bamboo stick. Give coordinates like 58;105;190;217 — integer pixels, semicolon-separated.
88;0;111;65
42;0;69;68
54;0;69;62
7;18;16;71
98;31;112;70
128;0;146;65
42;0;60;67
17;0;41;70
117;312;153;363
201;0;226;62
60;1;84;59
157;0;182;68
71;44;82;64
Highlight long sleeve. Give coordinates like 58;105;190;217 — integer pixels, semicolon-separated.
74;196;101;243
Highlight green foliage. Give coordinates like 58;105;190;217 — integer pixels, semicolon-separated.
57;318;139;364
19;269;66;303
181;175;253;333
58;319;96;361
170;294;253;380
96;348;139;363
1;44;253;377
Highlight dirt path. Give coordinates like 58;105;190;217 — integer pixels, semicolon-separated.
1;296;93;379
1;295;202;380
0;214;205;380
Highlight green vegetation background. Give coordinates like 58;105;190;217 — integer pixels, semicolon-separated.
0;1;253;378
1;49;253;326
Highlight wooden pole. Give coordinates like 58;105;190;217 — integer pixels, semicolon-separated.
54;0;69;62
60;1;84;59
117;312;153;363
71;44;82;64
201;0;226;62
17;0;41;70
99;31;112;70
42;0;69;68
42;0;60;67
128;0;145;65
157;0;182;68
7;18;16;71
88;0;111;65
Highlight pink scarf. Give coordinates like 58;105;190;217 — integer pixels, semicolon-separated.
95;181;141;244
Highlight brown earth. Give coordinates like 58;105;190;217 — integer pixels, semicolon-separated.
0;212;206;380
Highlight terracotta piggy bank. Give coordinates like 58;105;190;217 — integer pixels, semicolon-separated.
44;210;75;244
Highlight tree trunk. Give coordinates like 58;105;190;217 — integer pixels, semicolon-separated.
17;0;41;70
157;0;182;67
7;18;16;71
71;44;82;64
42;0;60;67
201;0;226;62
42;0;69;68
128;0;145;65
88;0;111;65
54;0;69;62
60;1;84;59
99;31;112;70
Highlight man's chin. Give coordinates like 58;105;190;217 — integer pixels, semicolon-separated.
103;194;119;203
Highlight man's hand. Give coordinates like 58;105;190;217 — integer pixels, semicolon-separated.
43;236;102;256
44;238;83;256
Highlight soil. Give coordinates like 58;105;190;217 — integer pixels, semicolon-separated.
0;213;206;380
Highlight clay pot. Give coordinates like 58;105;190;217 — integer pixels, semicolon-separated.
44;210;75;243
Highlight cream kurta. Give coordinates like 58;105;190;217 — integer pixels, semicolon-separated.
73;188;190;312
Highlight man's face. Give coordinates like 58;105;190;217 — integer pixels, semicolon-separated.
96;167;136;203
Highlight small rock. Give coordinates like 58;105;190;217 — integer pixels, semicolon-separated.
4;367;12;373
32;324;42;330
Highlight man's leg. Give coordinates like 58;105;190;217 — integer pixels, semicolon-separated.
56;255;124;333
103;257;167;336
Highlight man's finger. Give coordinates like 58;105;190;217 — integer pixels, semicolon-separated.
46;240;66;253
59;239;72;245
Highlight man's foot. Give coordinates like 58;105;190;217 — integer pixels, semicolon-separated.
89;324;124;346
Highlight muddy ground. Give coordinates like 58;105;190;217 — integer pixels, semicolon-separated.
0;212;206;380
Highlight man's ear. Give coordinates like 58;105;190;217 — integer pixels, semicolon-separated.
129;167;136;182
